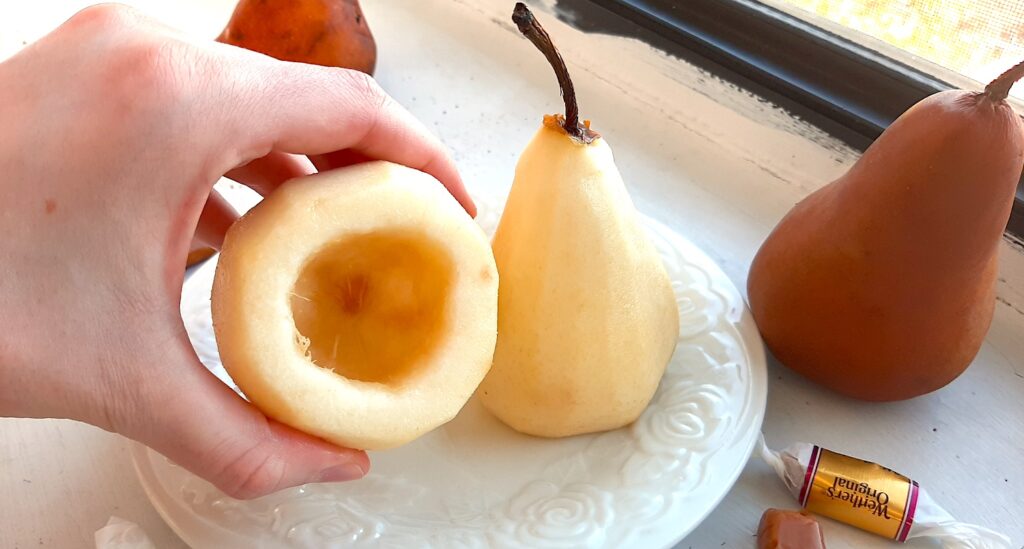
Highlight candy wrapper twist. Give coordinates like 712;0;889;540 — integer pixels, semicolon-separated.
757;435;1011;548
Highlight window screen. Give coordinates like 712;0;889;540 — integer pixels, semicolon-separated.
773;0;1024;98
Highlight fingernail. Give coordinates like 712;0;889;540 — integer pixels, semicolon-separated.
315;462;366;483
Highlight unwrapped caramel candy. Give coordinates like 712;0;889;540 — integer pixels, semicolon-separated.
758;508;827;549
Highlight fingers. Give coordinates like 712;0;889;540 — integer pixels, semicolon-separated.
188;152;312;264
225;151;315;197
209;51;475;216
186;191;234;266
128;333;369;499
308;149;375;173
191;190;237;251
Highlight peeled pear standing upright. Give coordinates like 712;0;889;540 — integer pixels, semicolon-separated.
479;4;679;437
747;62;1024;401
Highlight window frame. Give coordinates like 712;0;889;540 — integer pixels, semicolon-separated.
568;0;1024;240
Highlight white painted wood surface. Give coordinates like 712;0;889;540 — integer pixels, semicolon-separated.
1;1;1022;547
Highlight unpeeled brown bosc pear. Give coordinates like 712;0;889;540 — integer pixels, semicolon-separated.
747;62;1024;401
218;0;377;74
479;5;679;437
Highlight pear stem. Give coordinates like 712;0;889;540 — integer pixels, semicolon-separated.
512;3;597;143
984;59;1024;102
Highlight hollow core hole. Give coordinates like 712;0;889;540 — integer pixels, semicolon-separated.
289;229;454;385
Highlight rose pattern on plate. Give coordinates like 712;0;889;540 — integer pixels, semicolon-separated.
278;505;385;548
673;280;727;339
494;481;613;549
636;381;730;457
145;196;759;548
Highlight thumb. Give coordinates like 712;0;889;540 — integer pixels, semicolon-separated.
126;332;369;500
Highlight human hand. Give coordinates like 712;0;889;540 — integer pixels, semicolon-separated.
0;3;473;499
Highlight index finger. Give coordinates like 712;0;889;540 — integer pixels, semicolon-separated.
211;47;476;216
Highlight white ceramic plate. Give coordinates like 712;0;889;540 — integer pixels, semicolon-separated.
131;192;767;549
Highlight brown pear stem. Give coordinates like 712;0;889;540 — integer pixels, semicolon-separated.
984;59;1024;102
512;3;597;143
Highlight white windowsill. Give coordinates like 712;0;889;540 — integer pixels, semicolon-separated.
1;1;1021;547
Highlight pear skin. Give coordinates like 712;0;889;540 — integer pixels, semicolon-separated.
747;62;1024;401
479;5;679;437
217;0;376;74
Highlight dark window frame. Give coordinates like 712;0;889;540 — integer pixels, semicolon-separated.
555;0;1024;240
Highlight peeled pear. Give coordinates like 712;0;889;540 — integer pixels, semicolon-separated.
212;162;498;450
747;62;1024;401
478;4;679;438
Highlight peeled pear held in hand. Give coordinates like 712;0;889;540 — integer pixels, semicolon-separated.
747;62;1024;401
479;4;679;438
212;162;498;450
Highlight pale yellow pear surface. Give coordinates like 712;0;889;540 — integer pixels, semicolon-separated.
212;161;498;450
479;121;680;438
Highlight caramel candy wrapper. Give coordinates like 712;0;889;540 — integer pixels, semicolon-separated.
758;436;1011;548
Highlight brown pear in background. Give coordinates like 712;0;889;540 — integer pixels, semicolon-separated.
218;0;377;74
747;62;1024;401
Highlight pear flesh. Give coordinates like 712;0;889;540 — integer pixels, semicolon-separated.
213;162;498;450
480;119;680;437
